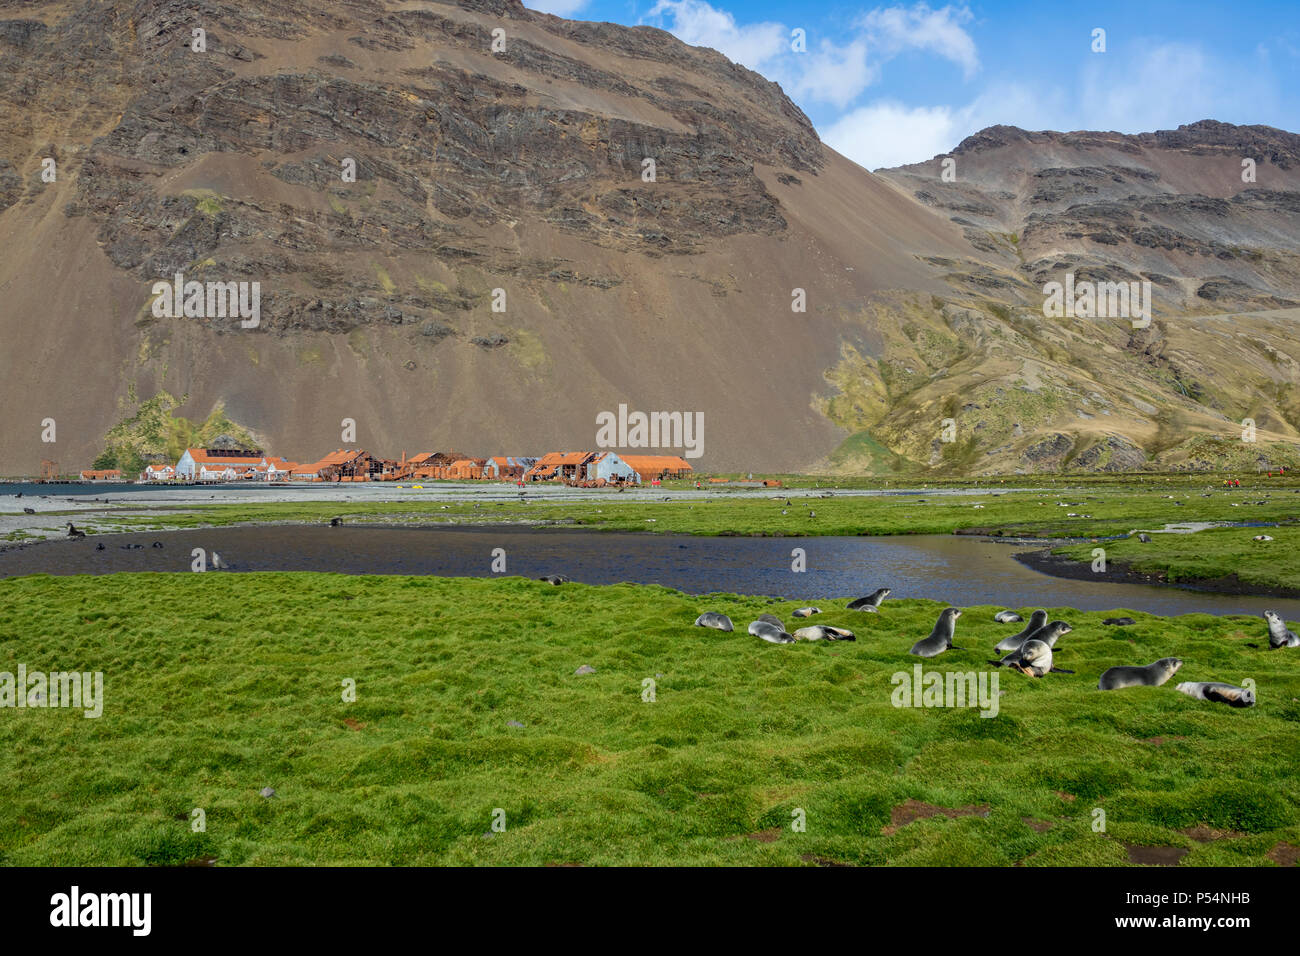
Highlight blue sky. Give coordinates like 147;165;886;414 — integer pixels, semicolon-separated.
523;0;1300;169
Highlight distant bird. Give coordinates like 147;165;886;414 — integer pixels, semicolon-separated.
211;553;224;569
808;510;816;517
14;492;21;498
22;507;34;514
65;522;85;540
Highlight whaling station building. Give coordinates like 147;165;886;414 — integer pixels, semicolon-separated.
142;447;692;486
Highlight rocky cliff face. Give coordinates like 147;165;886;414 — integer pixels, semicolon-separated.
0;0;1296;474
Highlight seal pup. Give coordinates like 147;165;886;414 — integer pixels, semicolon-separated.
748;620;795;644
329;517;343;527
994;610;1023;623
1098;658;1182;690
1102;617;1136;626
793;625;856;641
756;613;784;627
694;612;734;632
990;639;1073;677
1264;610;1299;648
22;507;34;514
1176;681;1255;708
538;575;570;585
994;609;1048;653
847;588;891;611
65;522;85;540
792;607;821;618
1033;621;1073;649
909;608;963;657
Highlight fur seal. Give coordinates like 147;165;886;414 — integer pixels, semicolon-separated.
847;588;891;611
994;609;1048;653
990;639;1073;677
1254;534;1273;541
694;612;734;632
1034;621;1073;648
909;608;963;657
1176;681;1255;707
756;613;784;627
538;575;570;585
1102;617;1136;626
65;522;85;540
1264;611;1299;648
748;620;795;644
330;517;343;527
22;507;34;514
994;610;1023;623
792;607;821;618
1098;657;1182;690
793;625;856;641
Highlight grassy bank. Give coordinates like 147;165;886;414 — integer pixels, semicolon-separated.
1053;526;1300;595
55;481;1300;540
1;573;1296;866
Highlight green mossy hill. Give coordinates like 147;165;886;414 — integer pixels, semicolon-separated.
92;393;260;475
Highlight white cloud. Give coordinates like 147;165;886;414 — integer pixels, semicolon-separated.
822;83;1063;169
645;0;788;69
645;1;978;107
857;3;979;78
822;101;961;170
524;0;593;16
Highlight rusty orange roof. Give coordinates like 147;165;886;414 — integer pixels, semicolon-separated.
619;455;693;473
184;448;264;465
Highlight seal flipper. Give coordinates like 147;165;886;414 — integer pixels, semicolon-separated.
949;644;966;651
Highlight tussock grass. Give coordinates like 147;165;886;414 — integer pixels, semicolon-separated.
0;573;1295;866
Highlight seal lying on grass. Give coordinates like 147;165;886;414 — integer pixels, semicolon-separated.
994;610;1023;623
1098;658;1182;690
1176;681;1255;707
748;620;795;644
693;612;734;632
793;625;855;641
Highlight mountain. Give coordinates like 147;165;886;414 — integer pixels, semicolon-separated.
0;0;1296;474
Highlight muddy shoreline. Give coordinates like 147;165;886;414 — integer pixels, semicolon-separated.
1013;546;1300;600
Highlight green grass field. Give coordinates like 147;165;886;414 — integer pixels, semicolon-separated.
1;573;1296;866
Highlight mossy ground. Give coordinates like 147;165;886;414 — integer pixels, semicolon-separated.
1;574;1295;866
